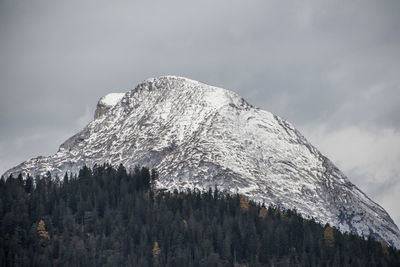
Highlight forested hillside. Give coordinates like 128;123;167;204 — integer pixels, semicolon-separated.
1;165;399;266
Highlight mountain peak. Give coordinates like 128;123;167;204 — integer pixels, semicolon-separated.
143;75;200;85
132;75;251;111
3;77;400;248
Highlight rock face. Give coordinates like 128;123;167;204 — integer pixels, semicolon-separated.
3;76;400;248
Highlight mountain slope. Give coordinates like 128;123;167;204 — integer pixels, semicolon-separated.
3;76;400;248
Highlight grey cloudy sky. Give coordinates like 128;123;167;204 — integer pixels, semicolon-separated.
1;0;400;226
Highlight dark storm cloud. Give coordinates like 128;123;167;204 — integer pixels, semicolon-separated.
1;0;400;224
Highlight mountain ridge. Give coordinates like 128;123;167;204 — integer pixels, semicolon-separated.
3;75;400;248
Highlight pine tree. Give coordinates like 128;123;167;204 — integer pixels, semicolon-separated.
152;241;161;266
37;219;50;247
381;240;389;256
24;175;33;194
323;225;335;248
259;206;268;219
239;194;249;211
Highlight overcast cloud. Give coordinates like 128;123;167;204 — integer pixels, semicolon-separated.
1;0;400;226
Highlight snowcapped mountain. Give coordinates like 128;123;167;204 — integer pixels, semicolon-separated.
3;76;400;248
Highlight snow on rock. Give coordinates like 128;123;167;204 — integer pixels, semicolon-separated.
3;76;400;248
100;93;125;106
94;92;125;120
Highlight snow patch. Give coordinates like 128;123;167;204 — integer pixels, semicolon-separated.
99;93;125;107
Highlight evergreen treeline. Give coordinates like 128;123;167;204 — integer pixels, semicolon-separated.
1;164;399;266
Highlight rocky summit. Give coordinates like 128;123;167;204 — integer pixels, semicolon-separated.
3;76;400;248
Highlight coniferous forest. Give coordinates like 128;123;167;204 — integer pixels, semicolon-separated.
1;164;399;266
